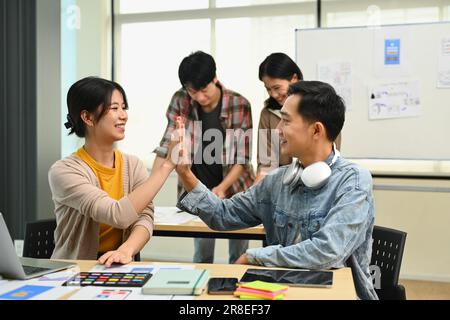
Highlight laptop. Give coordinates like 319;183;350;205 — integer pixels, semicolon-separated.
0;212;75;280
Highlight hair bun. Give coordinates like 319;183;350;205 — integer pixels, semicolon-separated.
64;114;74;129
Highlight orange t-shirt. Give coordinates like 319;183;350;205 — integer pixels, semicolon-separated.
76;147;123;254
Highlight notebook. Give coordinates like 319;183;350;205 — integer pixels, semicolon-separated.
142;269;209;295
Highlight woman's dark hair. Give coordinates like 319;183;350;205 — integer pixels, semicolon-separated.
259;53;304;109
178;51;216;90
288;80;345;142
65;76;128;138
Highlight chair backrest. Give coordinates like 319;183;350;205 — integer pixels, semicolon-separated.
23;219;57;259
23;218;142;261
371;225;407;288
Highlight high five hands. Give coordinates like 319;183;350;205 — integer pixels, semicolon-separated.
166;116;190;172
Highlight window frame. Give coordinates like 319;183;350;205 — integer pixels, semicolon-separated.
112;0;450;177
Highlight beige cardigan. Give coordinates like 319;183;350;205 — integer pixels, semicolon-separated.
257;107;292;173
48;152;154;260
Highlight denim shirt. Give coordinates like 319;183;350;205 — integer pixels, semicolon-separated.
179;152;378;300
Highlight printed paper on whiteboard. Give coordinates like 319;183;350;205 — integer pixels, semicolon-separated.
373;30;411;78
384;39;401;65
368;80;421;120
317;61;353;110
437;38;450;88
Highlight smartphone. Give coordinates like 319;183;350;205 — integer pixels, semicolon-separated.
207;277;238;295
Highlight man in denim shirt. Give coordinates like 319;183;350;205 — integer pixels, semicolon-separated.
175;81;377;300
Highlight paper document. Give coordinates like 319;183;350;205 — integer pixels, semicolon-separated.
368;80;421;120
0;279;77;300
373;32;410;78
154;206;198;224
89;263;157;274
437;38;450;88
89;263;195;273
318;61;353;110
34;269;81;286
68;286;173;300
0;284;52;300
31;286;77;300
384;39;400;65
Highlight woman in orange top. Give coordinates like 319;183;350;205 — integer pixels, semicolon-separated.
49;77;177;266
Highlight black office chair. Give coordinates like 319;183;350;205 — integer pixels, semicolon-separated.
371;225;407;300
134;252;141;262
23;219;57;258
23;218;142;261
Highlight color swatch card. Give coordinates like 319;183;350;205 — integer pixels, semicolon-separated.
63;272;152;287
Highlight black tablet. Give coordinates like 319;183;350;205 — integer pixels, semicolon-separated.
240;269;333;288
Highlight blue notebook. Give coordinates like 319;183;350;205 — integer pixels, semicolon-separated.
141;269;209;295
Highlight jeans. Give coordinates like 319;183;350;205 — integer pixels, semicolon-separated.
193;238;249;264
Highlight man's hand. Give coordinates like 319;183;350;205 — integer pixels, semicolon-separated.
212;186;227;199
165;138;181;170
98;248;133;268
234;254;249;265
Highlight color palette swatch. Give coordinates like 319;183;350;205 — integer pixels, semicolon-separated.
63;272;152;287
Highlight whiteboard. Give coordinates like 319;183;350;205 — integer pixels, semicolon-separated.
296;22;450;160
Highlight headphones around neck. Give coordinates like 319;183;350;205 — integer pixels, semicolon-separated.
283;144;340;189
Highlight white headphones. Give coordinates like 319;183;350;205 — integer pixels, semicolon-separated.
283;144;340;189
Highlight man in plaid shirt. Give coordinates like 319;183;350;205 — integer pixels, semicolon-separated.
153;51;255;263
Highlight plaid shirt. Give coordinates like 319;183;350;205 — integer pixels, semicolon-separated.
154;83;255;198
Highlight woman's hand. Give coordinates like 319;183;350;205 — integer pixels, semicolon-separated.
166;119;190;170
98;248;133;268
